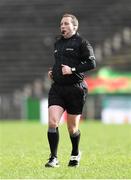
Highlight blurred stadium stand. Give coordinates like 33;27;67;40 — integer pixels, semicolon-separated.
0;0;131;119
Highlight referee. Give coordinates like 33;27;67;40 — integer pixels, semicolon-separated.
45;13;96;168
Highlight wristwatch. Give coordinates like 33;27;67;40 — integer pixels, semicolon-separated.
71;67;76;73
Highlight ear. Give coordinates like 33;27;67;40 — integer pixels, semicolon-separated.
74;26;77;31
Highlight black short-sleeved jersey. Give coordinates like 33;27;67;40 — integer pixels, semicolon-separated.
52;33;96;85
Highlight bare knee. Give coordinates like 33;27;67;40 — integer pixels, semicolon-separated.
67;114;80;134
48;105;64;128
68;125;78;134
49;118;59;128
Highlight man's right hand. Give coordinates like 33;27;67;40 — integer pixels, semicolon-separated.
48;69;53;80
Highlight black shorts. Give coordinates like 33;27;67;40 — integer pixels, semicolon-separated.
48;82;88;114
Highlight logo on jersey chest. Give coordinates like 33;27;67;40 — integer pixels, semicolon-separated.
65;48;74;51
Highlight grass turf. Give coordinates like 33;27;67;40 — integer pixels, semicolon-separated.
0;120;131;179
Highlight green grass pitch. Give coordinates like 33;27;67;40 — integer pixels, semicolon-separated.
0;120;131;179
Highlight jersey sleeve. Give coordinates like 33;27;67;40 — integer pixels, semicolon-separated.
76;39;96;73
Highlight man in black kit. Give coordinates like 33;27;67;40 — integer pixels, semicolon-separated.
45;14;96;168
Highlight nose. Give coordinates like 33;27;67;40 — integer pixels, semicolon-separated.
61;25;64;29
61;23;65;28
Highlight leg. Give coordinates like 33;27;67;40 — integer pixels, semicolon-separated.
65;83;87;157
45;105;64;167
67;113;81;167
48;105;64;157
67;113;81;156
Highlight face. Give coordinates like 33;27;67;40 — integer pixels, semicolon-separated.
60;17;76;38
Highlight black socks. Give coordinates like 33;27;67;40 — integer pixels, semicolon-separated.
47;128;80;157
70;130;81;156
47;127;59;158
